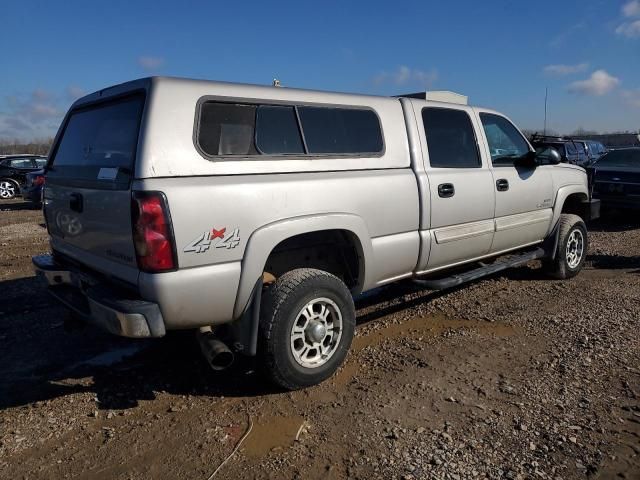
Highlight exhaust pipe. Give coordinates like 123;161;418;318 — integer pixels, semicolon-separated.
197;327;235;371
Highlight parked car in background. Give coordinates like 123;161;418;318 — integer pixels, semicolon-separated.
0;155;47;199
575;140;607;165
573;141;589;167
530;136;589;166
21;169;45;207
588;147;640;211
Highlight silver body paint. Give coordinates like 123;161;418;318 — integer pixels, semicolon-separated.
42;77;589;332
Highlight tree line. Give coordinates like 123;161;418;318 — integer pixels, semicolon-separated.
0;138;53;156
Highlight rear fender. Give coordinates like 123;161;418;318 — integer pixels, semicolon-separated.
232;213;373;320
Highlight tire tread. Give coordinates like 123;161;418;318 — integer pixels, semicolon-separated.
546;213;587;279
259;268;353;390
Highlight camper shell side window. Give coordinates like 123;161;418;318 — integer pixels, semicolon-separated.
195;100;385;159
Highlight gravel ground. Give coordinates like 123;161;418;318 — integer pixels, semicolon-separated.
0;198;638;479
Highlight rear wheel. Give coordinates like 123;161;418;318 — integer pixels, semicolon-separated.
0;180;18;199
544;214;587;279
259;268;355;390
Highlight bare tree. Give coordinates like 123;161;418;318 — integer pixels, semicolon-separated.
0;138;54;156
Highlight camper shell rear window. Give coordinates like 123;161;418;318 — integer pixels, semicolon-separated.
48;92;145;186
196;100;384;158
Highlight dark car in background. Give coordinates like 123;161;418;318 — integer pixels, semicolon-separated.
588;148;640;211
530;136;589;166
0;155;47;199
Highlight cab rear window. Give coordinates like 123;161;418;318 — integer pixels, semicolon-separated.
49;93;145;183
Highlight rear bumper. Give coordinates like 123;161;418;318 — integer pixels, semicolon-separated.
32;254;166;338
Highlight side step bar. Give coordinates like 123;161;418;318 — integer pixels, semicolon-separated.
413;247;546;290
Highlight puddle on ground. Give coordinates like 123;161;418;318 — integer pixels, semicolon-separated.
353;314;517;352
242;415;305;457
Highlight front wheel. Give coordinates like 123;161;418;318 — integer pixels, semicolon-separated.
544;214;588;279
259;268;355;390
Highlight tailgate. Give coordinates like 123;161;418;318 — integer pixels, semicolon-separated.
44;93;145;280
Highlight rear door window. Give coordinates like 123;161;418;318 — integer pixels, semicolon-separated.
49;93;145;183
422;107;481;168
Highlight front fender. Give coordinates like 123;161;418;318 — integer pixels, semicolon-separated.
548;184;588;235
232;213;373;319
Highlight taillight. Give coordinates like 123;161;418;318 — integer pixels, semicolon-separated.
33;175;45;187
131;192;177;272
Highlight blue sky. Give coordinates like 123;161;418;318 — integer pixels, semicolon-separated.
0;0;638;140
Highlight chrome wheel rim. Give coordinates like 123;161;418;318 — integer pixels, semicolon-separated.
290;297;343;369
0;181;16;199
566;229;584;269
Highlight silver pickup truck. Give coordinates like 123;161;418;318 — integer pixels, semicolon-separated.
33;77;599;390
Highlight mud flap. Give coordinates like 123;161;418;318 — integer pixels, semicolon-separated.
225;278;262;356
543;221;561;261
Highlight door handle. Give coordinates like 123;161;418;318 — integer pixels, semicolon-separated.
438;183;455;198
69;193;83;213
496;179;509;192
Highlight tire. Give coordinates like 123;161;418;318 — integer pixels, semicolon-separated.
259;268;355;390
0;179;18;199
544;214;588;279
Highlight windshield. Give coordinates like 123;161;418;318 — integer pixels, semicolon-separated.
595;149;640;168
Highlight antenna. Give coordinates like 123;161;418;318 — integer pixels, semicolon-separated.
544;87;548;136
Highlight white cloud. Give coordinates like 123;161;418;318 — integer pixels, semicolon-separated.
32;89;51;102
543;62;589;76
549;22;586;47
374;66;438;88
616;19;640;37
616;2;640;38
137;55;165;71
622;89;640;108
623;0;640;17
568;70;620;96
0;88;79;140
66;85;85;101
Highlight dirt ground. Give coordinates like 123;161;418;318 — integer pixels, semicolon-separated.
0;198;638;480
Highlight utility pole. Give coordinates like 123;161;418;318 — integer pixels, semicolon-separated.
544;87;548;136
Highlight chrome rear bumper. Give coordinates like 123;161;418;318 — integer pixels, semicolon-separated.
32;254;165;338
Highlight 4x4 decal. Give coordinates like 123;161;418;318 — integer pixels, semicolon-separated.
184;227;240;253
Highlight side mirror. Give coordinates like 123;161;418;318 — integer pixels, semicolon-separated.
535;147;561;165
513;151;538;168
